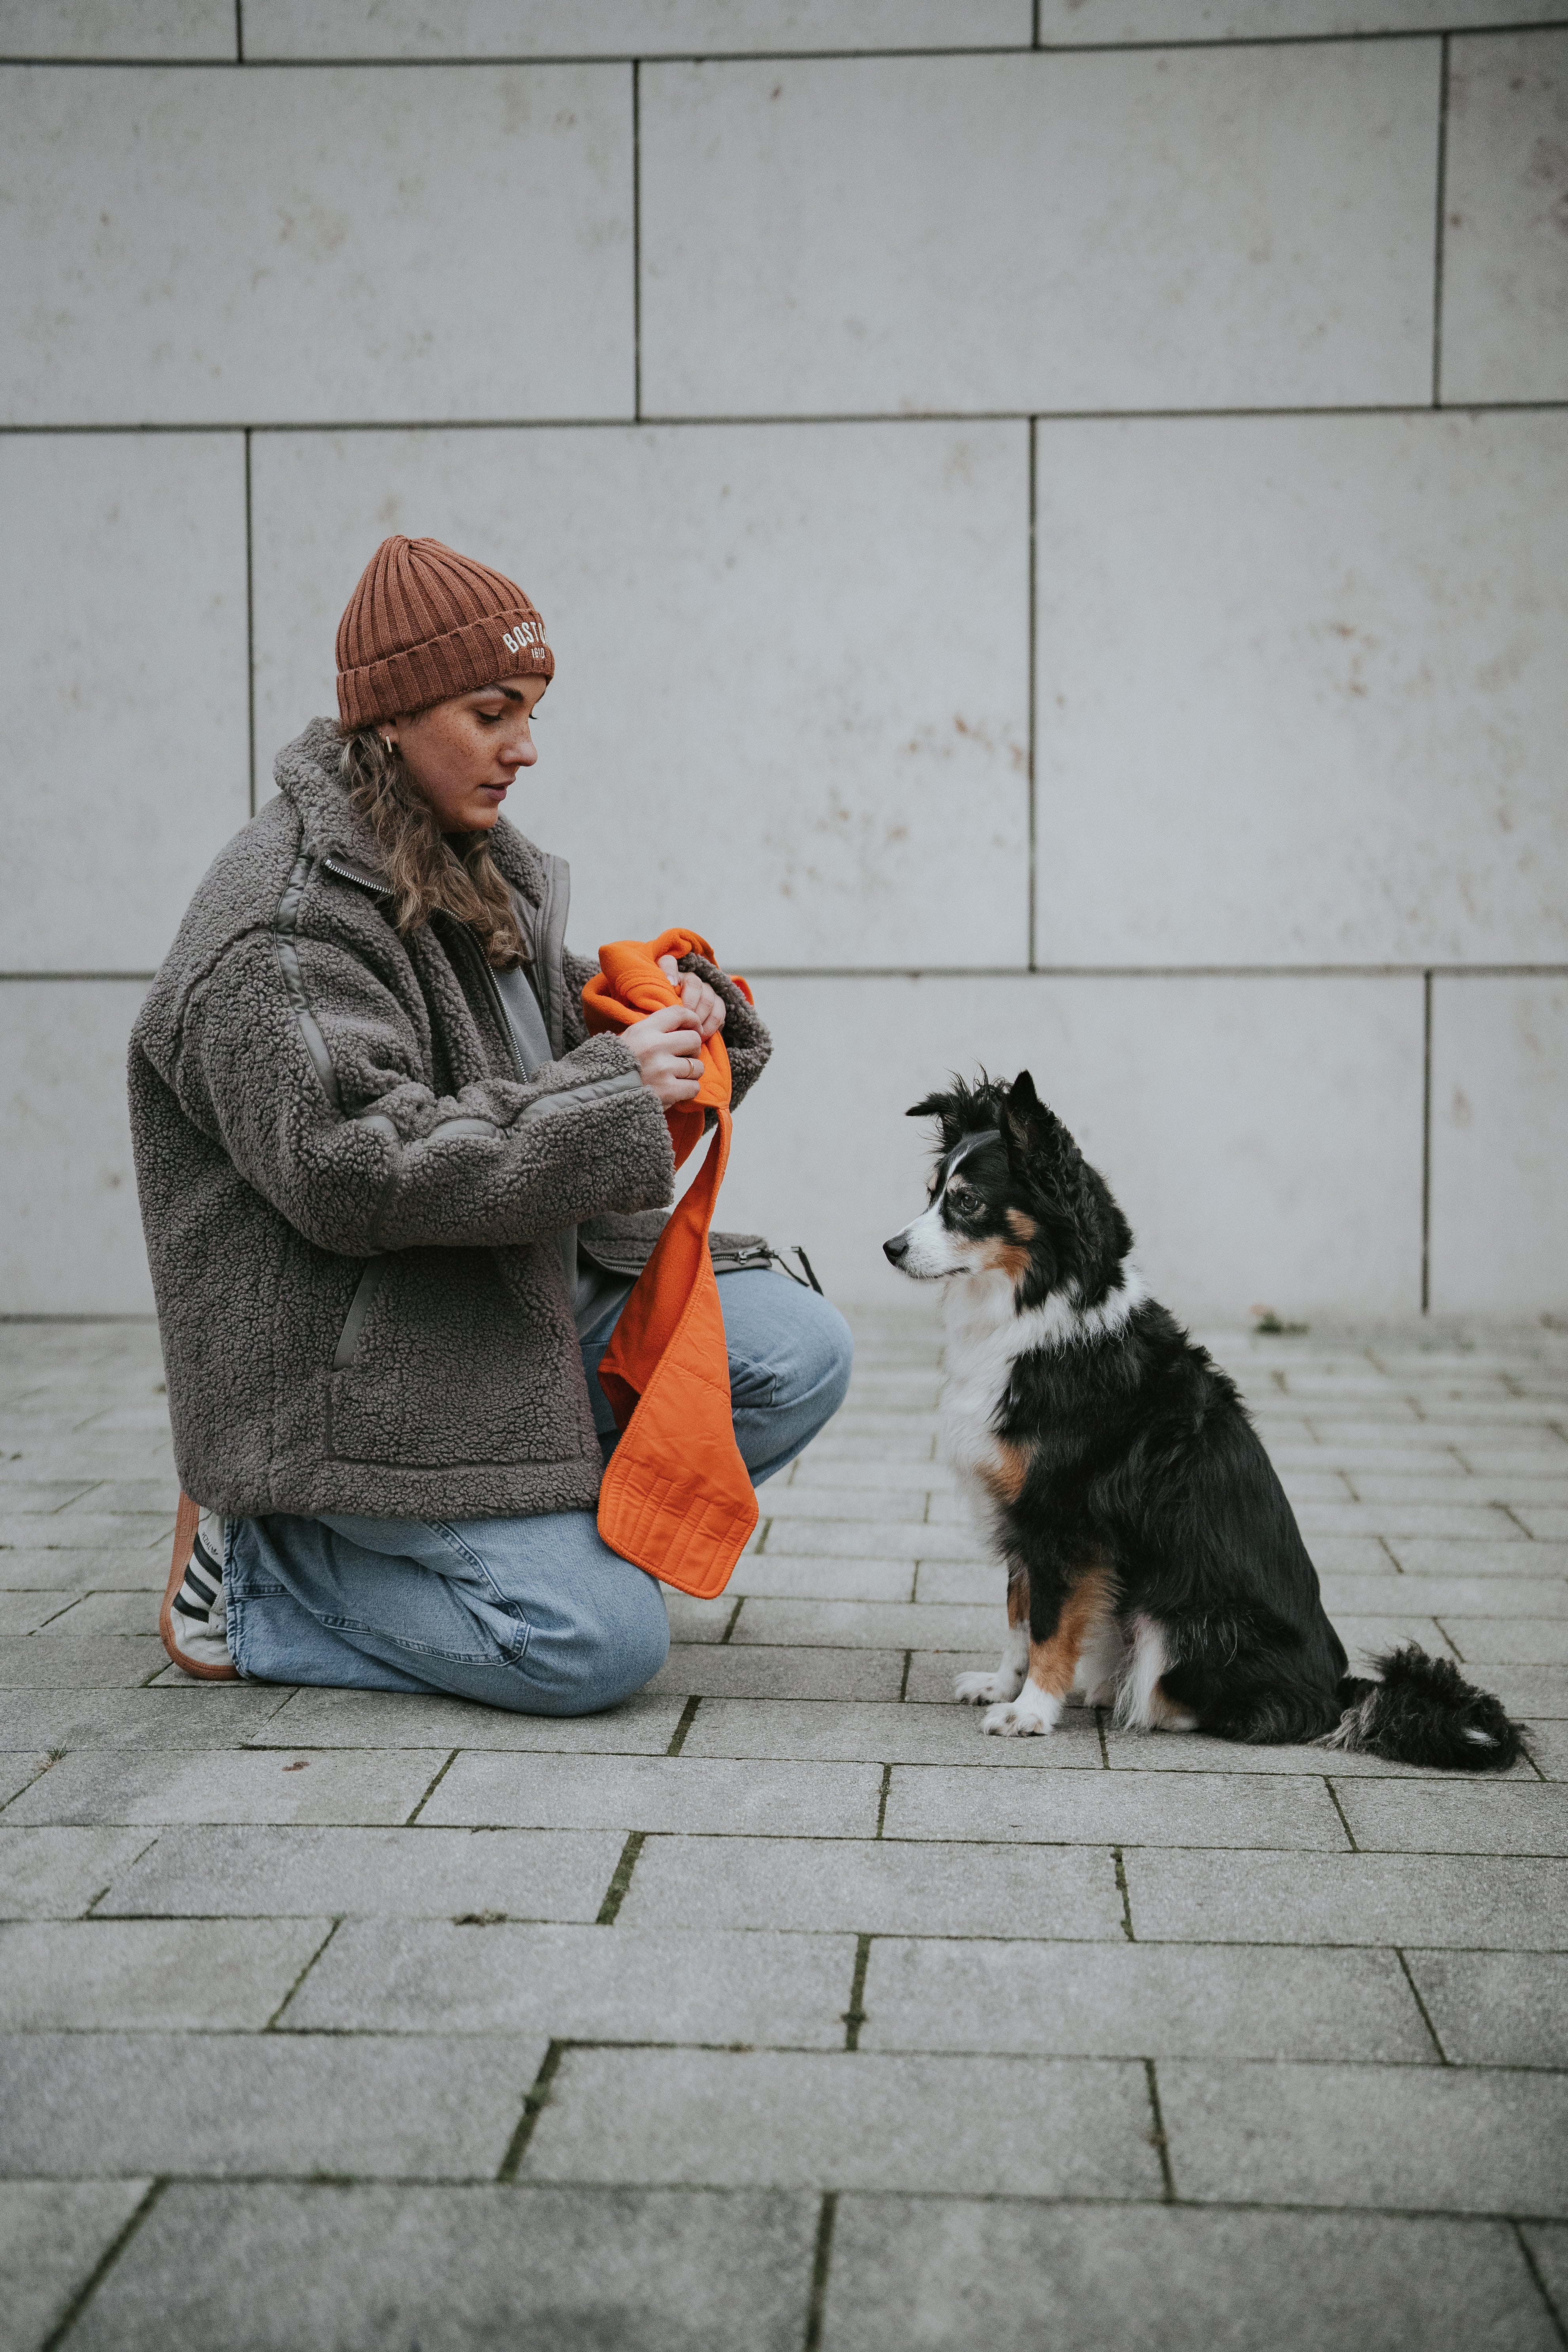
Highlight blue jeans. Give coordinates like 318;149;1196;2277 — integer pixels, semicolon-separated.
225;1268;852;1714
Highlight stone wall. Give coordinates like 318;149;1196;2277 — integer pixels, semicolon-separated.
2;1;1564;1312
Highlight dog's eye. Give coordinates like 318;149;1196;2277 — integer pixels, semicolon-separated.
946;1185;975;1211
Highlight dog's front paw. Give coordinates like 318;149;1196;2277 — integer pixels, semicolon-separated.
981;1699;1057;1737
955;1671;1025;1706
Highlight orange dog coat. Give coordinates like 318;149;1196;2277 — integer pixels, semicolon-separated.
581;930;759;1598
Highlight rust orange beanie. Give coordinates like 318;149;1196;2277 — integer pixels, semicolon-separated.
335;535;555;730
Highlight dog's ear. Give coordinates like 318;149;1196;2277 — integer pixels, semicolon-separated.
907;1086;968;1153
1001;1070;1057;1163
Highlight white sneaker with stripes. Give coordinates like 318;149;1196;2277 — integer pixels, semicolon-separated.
159;1502;239;1680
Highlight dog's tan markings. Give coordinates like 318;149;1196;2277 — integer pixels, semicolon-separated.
1005;1208;1038;1243
1027;1564;1119;1702
979;1237;1032;1283
979;1439;1028;1508
1006;1568;1029;1628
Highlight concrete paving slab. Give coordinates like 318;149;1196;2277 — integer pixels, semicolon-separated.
903;1650;1008;1703
0;1918;329;2030
733;1601;1008;1648
522;2047;1164;2197
0;1551;165;1591
680;1699;1103;1767
1520;2225;1568;2329
61;2183;819;2352
32;1592;161;1635
0;2178;152;2352
1125;1849;1568;1948
1446;1618;1568;1664
660;1593;737;1643
1471;1664;1568;1718
0;2032;545;2181
1519;1510;1568;1541
821;2199;1559;2352
619;1834;1124;1939
420;1752;882;1837
0;1636;165;1688
1403;1951;1568;2067
0;1828;159;1920
860;1938;1434;2062
284;1920;857;2047
647;1643;907;1700
0;1755;49;1809
0;1515;171;1551
1334;1780;1568;1855
1159;2058;1568;2215
760;1522;989;1562
0;1589;81;1633
252;1687;686;1753
882;1766;1350;1849
1101;1725;1533;1779
94;1824;624;1922
1321;1575;1568;1615
728;1555;918;1600
0;1687;297;1750
1388;1539;1568;1578
2;1746;450;1827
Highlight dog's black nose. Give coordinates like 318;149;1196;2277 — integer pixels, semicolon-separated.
883;1234;909;1266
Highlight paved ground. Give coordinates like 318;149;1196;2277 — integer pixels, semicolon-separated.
0;1304;1565;2350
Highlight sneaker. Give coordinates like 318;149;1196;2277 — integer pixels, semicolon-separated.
159;1494;239;1680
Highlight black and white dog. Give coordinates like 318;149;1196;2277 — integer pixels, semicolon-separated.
884;1071;1527;1768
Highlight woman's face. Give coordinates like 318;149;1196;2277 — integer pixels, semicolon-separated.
386;674;549;834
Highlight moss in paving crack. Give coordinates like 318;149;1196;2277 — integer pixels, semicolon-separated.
666;1696;701;1755
496;2040;567;2182
842;1933;872;2050
596;1830;647;1925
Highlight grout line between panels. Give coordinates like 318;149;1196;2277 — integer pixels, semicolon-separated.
5;401;1568;437
5;25;1568;66
1422;971;1435;1315
244;426;256;818
1433;34;1451;409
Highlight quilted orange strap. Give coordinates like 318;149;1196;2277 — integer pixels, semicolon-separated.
582;931;759;1598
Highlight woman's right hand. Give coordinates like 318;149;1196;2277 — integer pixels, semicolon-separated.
622;1001;705;1108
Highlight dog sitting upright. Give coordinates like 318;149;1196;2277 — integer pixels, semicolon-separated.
884;1071;1527;1769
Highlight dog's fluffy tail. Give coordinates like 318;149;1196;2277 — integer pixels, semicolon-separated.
1323;1644;1530;1772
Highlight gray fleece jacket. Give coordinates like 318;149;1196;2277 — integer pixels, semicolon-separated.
129;719;772;1521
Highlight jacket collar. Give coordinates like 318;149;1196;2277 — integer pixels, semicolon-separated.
272;718;552;907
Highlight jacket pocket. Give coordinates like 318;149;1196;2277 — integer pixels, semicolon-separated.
326;1245;592;1469
332;1258;387;1371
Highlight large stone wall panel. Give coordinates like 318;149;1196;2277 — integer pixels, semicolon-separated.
1428;978;1568;1316
1036;2;1566;40
1;2;234;56
640;44;1437;417
242;1;1030;59
718;974;1424;1313
0;64;633;425
0;983;152;1315
1034;411;1568;969
1441;32;1568;407
0;432;250;972
250;420;1030;971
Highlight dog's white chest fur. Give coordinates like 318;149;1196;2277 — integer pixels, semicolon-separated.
938;1273;1025;1511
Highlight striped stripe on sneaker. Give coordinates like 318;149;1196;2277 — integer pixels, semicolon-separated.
159;1499;239;1680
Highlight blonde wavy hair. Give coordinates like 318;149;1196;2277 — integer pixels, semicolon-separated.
338;726;528;971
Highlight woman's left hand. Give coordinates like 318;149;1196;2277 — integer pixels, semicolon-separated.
657;955;727;1042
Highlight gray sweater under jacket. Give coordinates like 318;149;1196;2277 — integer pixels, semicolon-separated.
128;719;772;1522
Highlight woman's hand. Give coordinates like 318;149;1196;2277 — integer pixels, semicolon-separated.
657;954;727;1041
622;1001;706;1107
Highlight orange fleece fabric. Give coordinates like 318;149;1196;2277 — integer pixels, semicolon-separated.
581;931;759;1598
